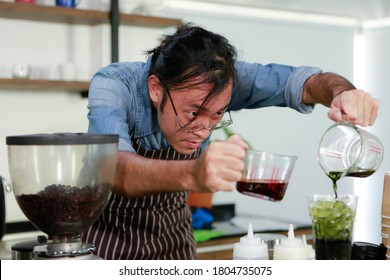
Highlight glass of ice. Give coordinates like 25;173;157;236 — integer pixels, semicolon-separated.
307;194;358;260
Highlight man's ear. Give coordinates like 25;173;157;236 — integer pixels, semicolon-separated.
148;75;163;104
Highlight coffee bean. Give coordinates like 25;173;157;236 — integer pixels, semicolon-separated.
16;183;110;239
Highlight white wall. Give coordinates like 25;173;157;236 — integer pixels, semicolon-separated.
353;19;390;243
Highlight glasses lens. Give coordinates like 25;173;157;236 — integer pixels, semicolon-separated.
182;120;232;132
214;112;233;130
182;122;204;133
214;119;232;130
180;112;232;132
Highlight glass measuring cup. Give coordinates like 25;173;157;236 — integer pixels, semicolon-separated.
236;149;297;201
318;122;384;179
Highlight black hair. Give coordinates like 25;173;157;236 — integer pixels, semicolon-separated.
145;23;237;112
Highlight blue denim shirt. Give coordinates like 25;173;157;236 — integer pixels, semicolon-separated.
87;57;322;153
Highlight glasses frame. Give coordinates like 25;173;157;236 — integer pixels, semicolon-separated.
159;78;233;133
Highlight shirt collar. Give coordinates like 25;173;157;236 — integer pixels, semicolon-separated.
134;56;159;138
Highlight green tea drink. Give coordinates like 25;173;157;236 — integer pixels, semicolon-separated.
328;171;343;198
307;194;358;260
328;170;376;198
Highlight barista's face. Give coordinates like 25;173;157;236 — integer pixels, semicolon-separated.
148;75;232;154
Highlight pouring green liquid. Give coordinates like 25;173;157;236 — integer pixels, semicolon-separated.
328;169;376;198
327;171;343;198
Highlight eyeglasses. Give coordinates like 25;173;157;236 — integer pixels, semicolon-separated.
161;79;233;133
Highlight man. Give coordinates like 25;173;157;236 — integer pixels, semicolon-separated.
82;23;378;260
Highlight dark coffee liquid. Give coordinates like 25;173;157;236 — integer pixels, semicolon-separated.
314;239;352;260
236;179;288;201
16;183;110;239
346;170;375;178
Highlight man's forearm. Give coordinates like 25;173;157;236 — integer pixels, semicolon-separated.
302;72;356;106
112;151;195;197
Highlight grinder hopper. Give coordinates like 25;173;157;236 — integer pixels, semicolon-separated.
6;133;118;259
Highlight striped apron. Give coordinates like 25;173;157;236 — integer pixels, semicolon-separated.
82;134;201;260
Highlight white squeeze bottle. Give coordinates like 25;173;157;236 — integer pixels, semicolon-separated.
302;234;315;260
273;224;310;260
233;223;269;260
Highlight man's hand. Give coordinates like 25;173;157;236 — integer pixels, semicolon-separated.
328;89;379;127
192;134;248;193
302;73;379;126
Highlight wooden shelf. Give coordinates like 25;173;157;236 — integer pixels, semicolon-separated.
0;2;182;27
120;13;182;28
0;2;108;25
0;78;89;92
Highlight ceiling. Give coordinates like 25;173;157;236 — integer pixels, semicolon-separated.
189;0;390;20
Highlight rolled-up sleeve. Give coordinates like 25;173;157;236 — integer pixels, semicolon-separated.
230;61;322;113
284;65;322;113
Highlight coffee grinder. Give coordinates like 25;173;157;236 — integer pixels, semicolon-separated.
6;133;118;260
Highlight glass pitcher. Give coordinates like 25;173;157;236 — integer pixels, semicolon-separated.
318;122;384;179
